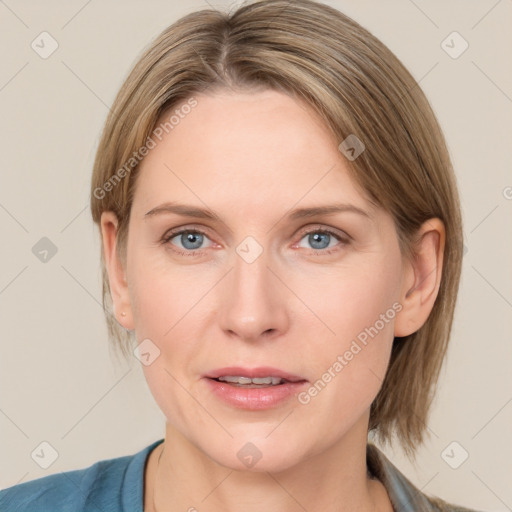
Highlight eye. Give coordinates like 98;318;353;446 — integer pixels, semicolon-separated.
163;228;213;254
295;227;349;254
161;225;349;257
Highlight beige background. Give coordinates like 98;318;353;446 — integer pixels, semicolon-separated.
1;0;511;510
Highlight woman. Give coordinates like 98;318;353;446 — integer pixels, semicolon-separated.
0;0;483;510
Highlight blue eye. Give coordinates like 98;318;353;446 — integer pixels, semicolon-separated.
165;230;212;252
297;229;345;252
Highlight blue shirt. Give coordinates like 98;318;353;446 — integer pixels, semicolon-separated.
0;439;481;511
0;439;164;512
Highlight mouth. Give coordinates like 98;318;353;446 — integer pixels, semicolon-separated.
212;376;289;388
203;367;309;410
203;366;308;388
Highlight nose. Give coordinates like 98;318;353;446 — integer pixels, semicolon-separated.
217;245;290;342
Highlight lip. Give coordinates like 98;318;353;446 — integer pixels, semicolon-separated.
202;366;308;410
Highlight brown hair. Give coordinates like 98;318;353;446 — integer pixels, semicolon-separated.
90;0;463;459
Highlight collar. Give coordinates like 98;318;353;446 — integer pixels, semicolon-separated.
366;443;475;512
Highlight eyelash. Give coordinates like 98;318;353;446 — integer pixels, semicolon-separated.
161;225;350;257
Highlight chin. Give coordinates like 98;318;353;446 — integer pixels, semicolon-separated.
202;435;310;474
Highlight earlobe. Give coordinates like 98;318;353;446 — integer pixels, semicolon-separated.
394;218;445;338
100;211;134;330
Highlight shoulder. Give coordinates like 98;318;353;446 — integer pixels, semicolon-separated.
366;443;485;512
0;455;131;512
0;439;164;512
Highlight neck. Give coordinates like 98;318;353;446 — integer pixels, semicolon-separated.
144;418;392;512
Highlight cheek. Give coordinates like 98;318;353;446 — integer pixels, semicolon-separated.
126;250;209;419
296;256;401;407
296;255;401;347
127;246;204;339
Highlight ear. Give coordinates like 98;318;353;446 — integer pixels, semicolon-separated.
100;211;135;331
394;218;445;337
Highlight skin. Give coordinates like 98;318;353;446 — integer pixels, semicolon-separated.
101;89;445;512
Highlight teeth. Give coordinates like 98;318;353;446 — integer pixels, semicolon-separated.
252;377;279;385
217;376;284;385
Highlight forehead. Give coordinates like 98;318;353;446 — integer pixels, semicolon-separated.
133;89;374;218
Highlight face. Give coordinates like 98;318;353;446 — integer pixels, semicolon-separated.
119;89;409;472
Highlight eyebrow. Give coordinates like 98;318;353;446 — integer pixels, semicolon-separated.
144;202;372;222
